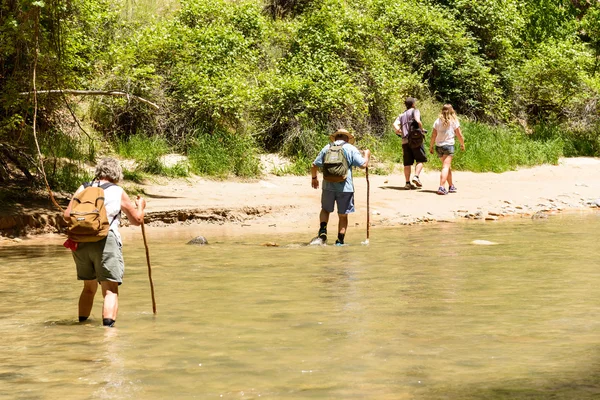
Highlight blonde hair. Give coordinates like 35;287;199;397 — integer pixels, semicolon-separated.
439;104;458;127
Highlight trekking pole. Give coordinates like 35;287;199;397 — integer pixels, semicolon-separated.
140;221;157;314
363;167;370;245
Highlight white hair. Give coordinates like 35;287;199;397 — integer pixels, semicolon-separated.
94;158;123;183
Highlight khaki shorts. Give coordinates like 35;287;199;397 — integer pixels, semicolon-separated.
72;231;124;284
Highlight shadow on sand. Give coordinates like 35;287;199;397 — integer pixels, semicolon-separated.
144;193;181;199
379;185;413;191
379;186;441;195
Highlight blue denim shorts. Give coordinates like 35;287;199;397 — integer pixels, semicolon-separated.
436;145;455;157
321;190;355;214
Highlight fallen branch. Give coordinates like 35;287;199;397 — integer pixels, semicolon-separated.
19;89;160;110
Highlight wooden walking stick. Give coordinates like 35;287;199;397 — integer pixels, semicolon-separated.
363;167;370;245
140;221;157;314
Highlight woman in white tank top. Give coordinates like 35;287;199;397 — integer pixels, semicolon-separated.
64;158;146;327
428;104;466;195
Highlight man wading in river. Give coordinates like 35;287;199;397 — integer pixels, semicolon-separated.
311;129;370;245
63;158;146;327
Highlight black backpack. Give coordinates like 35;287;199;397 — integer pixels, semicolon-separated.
407;110;425;148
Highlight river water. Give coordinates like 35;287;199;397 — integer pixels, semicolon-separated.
1;214;599;399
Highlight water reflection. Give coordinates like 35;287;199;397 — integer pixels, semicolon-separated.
0;213;599;399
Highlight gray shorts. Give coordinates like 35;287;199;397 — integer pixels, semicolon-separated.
72;231;124;284
436;145;455;157
321;190;355;214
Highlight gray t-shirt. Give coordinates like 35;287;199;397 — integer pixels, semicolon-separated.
394;108;421;145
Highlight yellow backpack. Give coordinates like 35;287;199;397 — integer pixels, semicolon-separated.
67;182;116;243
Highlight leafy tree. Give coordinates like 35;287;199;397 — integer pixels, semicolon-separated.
520;0;580;45
580;3;600;74
373;0;504;119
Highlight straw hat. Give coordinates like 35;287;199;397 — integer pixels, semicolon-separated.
329;129;355;144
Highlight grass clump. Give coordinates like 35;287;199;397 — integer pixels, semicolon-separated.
116;135;170;171
116;135;191;178
187;130;261;178
272;153;312;176
122;169;145;183
532;124;600;157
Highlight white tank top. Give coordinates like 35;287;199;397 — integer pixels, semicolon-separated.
102;184;124;233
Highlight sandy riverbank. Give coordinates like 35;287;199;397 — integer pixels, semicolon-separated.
1;157;599;246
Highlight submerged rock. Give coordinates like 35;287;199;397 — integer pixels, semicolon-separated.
471;240;498;246
187;236;209;245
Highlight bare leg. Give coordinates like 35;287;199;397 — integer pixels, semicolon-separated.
415;162;424;177
439;155;453;187
447;168;453;187
404;165;411;182
79;280;98;320
319;209;330;224
101;281;119;322
337;214;348;236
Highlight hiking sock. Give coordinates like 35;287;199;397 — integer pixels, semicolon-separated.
79;316;88;323
337;233;345;244
318;222;328;240
103;318;115;327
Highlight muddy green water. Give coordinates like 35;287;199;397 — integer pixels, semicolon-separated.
1;214;600;399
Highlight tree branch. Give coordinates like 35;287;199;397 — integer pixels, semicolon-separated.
19;89;160;110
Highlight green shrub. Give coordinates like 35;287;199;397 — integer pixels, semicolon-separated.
513;39;596;122
34;130;96;191
45;161;94;192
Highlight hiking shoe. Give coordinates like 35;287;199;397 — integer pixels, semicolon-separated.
318;228;327;242
411;176;422;188
448;185;457;193
437;186;448;195
404;182;416;190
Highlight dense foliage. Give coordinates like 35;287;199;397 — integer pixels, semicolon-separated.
1;0;599;189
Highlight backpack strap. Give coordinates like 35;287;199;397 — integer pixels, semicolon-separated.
108;211;121;229
100;183;120;229
400;109;415;137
